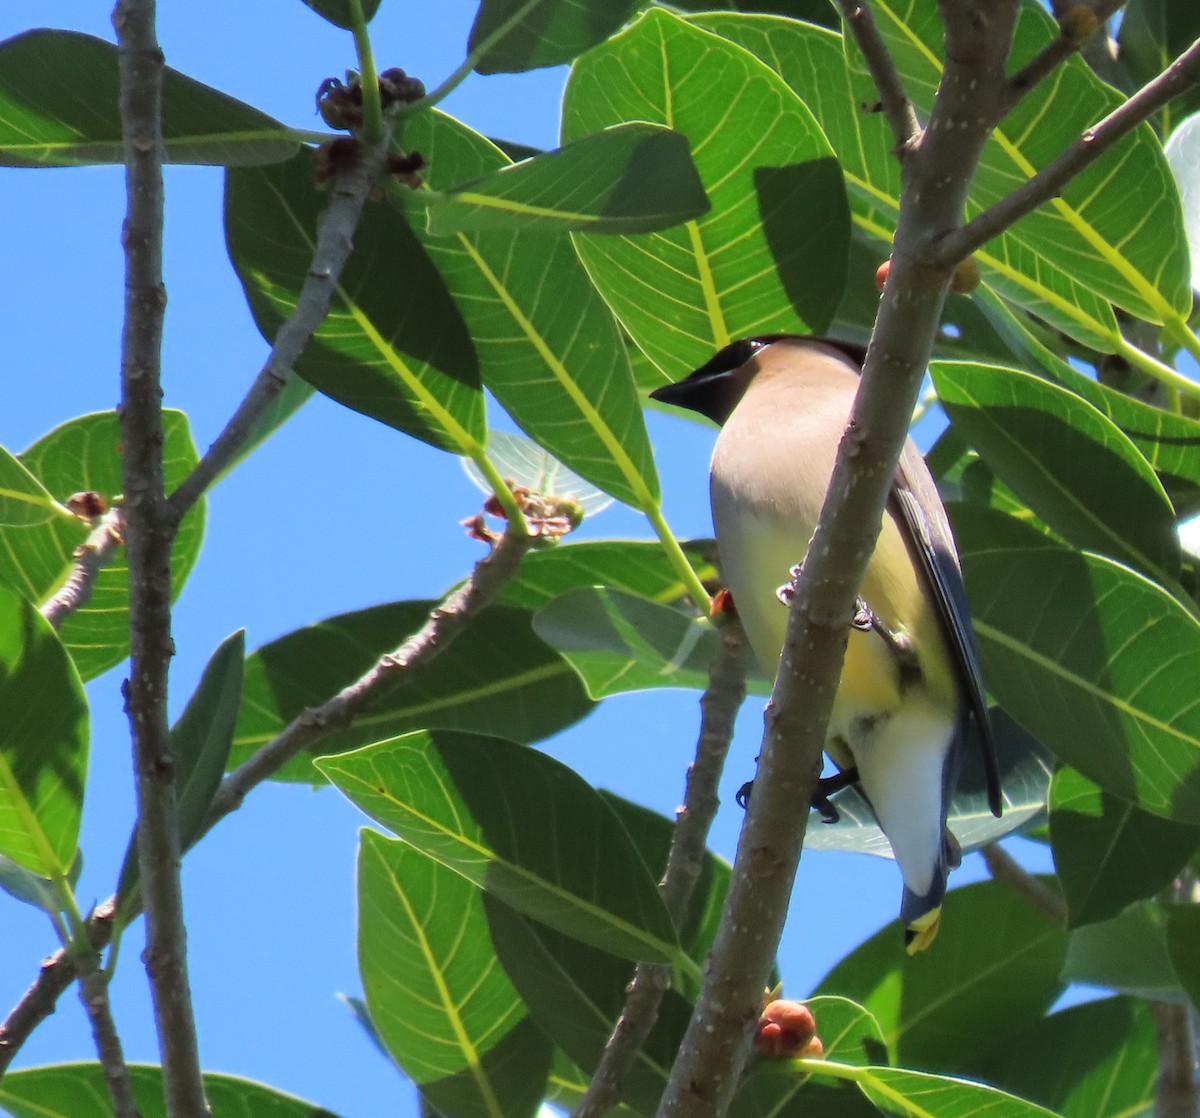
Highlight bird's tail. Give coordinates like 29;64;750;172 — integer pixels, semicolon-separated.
901;827;961;954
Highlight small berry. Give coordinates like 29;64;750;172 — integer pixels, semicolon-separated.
1060;5;1100;44
753;1000;817;1059
875;258;891;291
950;256;981;295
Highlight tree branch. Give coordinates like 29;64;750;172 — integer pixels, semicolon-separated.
40;509;124;630
936;32;1200;265
165;126;395;525
840;1;922;152
979;843;1067;924
653;5;1022;1115
1004;0;1126;112
0;520;534;1073
1151;1001;1199;1118
113;1;206;1113
573;620;748;1118
76;957;140;1118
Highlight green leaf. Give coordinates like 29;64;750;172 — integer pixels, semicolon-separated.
357;831;551;1118
299;0;383;29
663;0;838;27
496;538;718;612
839;1065;1060;1118
229;601;593;782
117;631;245;914
1164;902;1200;1013
732;997;886;1118
15;410;205;680
423;123;709;235
317;730;684;966
697;7;1189;350
0;30;299;167
1119;0;1200;136
805;708;1051;857
1166;113;1200;292
469;0;641;74
930;361;1180;584
1049;766;1200;928
601;793;731;968
0;853;68;917
0;1064;347;1118
533;587;729;699
973;997;1155;1118
955;511;1200;825
815;880;1067;1072
484;894;693;1115
562;10;851;379
973;285;1200;513
0;584;88;878
395;110;661;509
0;445;66;528
226;149;486;455
1062;901;1184;1000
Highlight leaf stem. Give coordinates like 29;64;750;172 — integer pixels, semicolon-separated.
1115;334;1200;403
347;0;383;144
643;502;712;612
398;0;545;118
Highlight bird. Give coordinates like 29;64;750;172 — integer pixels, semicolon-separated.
650;334;1000;953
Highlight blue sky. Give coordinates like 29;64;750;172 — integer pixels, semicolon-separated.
0;5;1051;1116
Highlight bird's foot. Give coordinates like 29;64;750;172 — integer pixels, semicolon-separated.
853;597;920;678
736;767;860;823
775;563;804;606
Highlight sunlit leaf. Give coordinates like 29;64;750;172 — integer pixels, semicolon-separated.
562;9;851;379
15;410;205;680
0;30;299;167
1165;112;1200;291
0;1064;347;1118
395;110;661;509
815;880;1067;1072
298;0;383;29
423;123;708;235
358;831;550;1118
0;584;88;878
317;730;683;966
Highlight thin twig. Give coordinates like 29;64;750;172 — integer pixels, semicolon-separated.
572;621;748;1118
113;0;208;1115
76;959;140;1118
978;843;1067;924
40;509;124;630
935;33;1200;265
0;522;535;1073
202;522;534;824
839;1;922;152
653;5;1022;1115
1004;0;1126;112
165;125;395;525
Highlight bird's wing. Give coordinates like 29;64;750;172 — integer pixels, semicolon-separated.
892;444;1002;817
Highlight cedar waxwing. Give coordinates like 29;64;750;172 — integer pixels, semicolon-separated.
651;335;1000;953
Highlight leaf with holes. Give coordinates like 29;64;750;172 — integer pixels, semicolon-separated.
0;30;298;167
562;9;851;380
317;730;683;967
